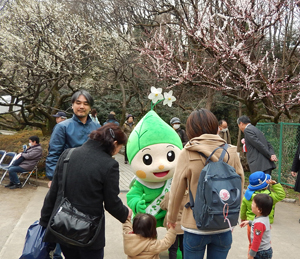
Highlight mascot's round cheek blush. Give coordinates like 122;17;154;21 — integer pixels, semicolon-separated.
136;170;147;179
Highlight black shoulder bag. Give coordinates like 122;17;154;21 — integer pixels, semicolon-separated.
48;148;103;247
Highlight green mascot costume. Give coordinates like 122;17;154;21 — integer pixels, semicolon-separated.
126;88;183;227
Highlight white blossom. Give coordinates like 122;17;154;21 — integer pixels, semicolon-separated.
163;91;176;107
148;86;163;103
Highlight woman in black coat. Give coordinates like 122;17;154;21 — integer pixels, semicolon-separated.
291;141;300;204
40;124;132;259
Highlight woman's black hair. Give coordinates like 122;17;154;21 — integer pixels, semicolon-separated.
133;213;157;239
89;124;127;156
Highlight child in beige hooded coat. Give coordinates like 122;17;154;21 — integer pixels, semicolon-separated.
123;213;176;259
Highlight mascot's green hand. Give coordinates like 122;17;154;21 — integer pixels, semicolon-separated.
136;194;146;213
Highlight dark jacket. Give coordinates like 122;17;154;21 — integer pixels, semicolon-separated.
176;128;189;146
291;142;300;174
244;124;276;173
19;144;43;171
40;139;129;250
46;114;100;180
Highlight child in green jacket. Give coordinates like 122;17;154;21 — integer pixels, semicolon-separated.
240;171;286;250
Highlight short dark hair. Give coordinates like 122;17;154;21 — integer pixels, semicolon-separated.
253;193;273;217
133;213;157;239
71;90;94;107
91;108;97;118
237;115;251;125
186;109;218;139
89;124;127;156
218;119;226;126
29;135;39;144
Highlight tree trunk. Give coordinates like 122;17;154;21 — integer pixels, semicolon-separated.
205;88;214;110
119;82;127;126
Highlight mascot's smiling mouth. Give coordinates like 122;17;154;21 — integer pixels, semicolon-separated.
153;171;169;177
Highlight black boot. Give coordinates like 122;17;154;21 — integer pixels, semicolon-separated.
5;182;14;188
9;183;22;189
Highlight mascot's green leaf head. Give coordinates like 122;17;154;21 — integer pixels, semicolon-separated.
127;87;183;182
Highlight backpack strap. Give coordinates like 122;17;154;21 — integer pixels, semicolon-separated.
185;183;194;209
205;143;230;164
61;148;76;198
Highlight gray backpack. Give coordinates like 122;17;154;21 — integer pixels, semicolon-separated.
186;144;241;230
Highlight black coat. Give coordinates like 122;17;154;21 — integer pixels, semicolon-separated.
40;139;129;250
291;142;300;192
244;124;276;173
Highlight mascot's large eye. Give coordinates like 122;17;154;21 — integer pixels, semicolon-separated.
167;151;175;162
143;154;152;165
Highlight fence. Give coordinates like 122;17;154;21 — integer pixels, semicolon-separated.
257;122;300;187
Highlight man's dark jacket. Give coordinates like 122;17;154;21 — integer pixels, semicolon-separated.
244;124;276;173
40;139;129;250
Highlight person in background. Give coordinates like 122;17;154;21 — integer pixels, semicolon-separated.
52;111;67;124
167;109;244;259
170;117;189;146
40;125;131;259
122;114;135;164
218;119;231;144
103;113;119;126
5;136;42;189
45;89;100;259
240;194;273;259
89;108;101;125
290;140;300;208
237;115;277;175
46;90;100;187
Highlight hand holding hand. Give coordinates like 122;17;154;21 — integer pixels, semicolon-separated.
127;208;132;219
136;194;146;213
167;222;176;229
291;171;297;177
240;221;249;228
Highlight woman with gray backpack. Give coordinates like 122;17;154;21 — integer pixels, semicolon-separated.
167;109;244;259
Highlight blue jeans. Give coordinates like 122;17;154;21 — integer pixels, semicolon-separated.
255;247;273;259
8;166;27;184
53;243;63;259
183;230;232;259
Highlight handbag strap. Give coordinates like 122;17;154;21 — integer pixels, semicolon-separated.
61;148;75;198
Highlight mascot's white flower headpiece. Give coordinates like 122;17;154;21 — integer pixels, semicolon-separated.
127;87;183;163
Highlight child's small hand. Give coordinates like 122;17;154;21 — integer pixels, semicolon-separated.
240;221;249;228
266;179;276;185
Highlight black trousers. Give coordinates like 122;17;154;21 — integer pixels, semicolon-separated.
169;234;184;259
60;245;104;259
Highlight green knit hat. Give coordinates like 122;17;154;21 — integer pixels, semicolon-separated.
127;110;183;163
